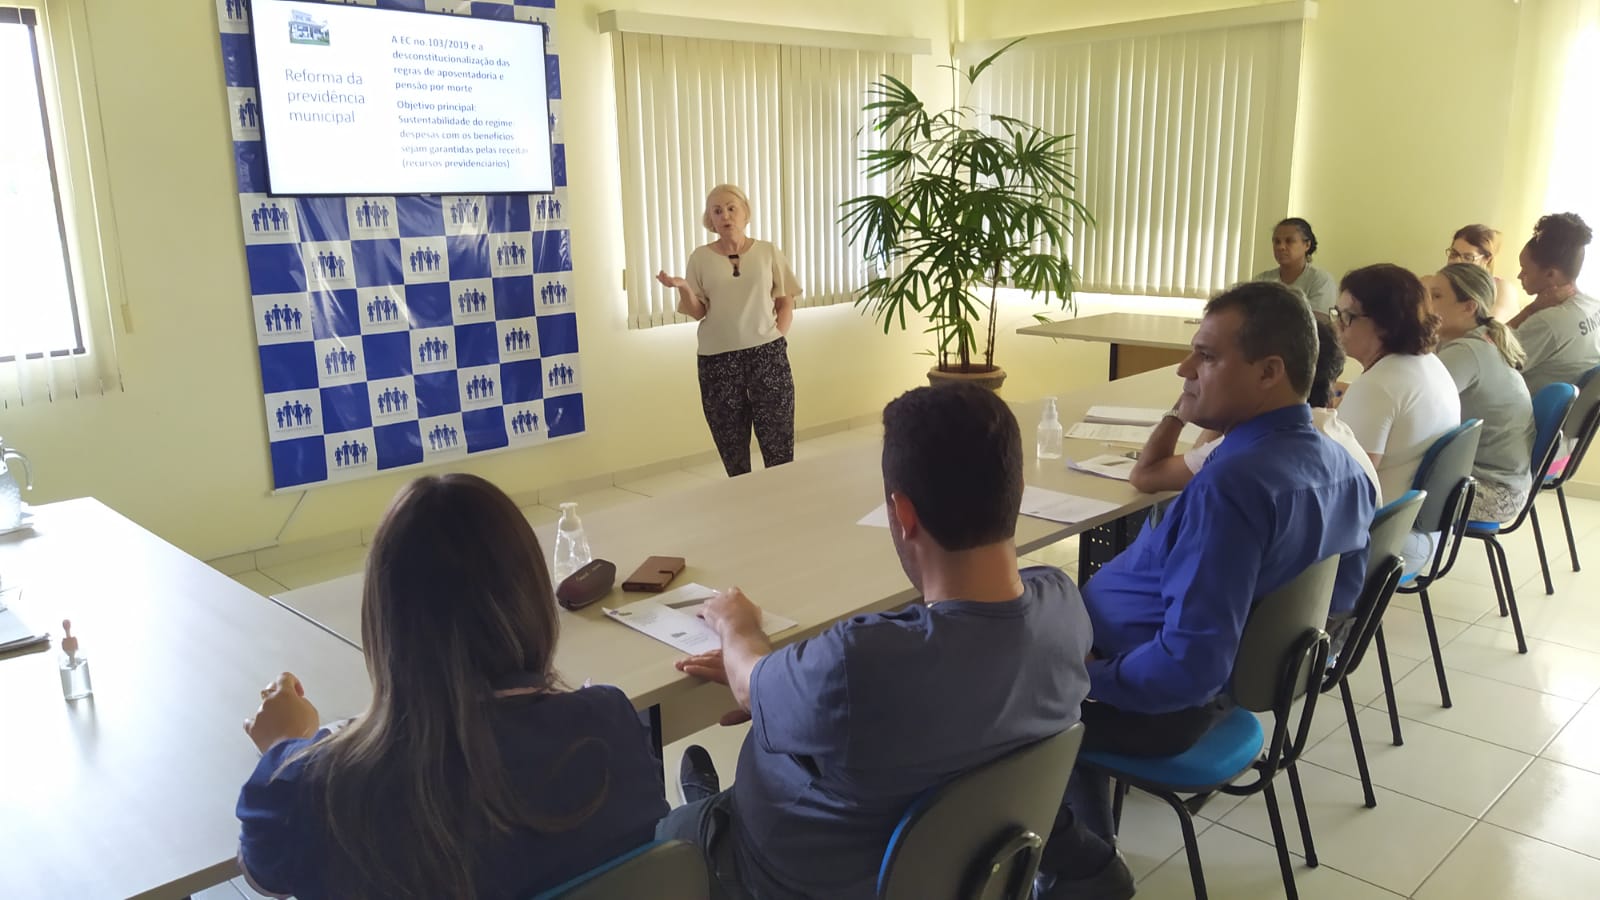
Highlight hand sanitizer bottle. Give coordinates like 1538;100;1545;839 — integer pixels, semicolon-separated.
1037;397;1064;460
552;502;593;584
59;618;93;701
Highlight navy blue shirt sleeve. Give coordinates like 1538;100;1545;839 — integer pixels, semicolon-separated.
236;733;325;896
1086;484;1266;713
750;625;850;759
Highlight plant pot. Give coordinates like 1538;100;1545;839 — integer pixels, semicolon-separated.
926;365;1007;392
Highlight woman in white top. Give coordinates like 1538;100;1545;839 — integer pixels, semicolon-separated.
1447;224;1520;323
1427;263;1535;523
1254;218;1337;312
1335;264;1461;573
1129;316;1382;503
657;185;802;477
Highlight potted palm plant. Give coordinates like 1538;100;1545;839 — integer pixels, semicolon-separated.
840;41;1091;389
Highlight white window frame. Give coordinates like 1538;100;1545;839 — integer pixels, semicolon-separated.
600;11;929;328
0;0;125;406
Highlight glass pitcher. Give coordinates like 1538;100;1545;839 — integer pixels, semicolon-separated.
0;437;34;530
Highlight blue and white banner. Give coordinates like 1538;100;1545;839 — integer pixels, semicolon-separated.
216;0;582;490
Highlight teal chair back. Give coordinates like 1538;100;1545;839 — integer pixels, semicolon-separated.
877;723;1086;900
532;840;709;900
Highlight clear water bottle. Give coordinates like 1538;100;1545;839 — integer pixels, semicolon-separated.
1036;397;1064;460
552;502;592;584
59;618;92;701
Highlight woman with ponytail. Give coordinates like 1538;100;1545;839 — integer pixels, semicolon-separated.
1429;264;1536;521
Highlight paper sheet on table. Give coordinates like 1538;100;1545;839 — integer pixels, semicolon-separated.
603;582;798;654
1019;486;1123;525
0;588;49;659
1070;454;1138;481
1084;406;1168;426
857;503;890;528
1067;421;1203;445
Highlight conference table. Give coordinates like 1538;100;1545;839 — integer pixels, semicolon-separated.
0;499;374;899
273;366;1189;750
1019;312;1199;379
0;366;1184;898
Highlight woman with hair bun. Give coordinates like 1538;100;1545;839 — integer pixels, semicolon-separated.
1509;212;1599;397
1255;217;1337;310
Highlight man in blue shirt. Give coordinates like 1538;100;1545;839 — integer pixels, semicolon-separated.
658;382;1095;899
1036;282;1375;899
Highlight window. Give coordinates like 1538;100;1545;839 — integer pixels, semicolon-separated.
0;0;121;405
1544;21;1600;225
602;12;922;328
966;4;1311;298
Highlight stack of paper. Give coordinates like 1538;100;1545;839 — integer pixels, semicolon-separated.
1067;420;1204;446
1084;406;1168;426
0;588;49;660
604;582;798;654
1070;454;1139;481
1019;486;1123;525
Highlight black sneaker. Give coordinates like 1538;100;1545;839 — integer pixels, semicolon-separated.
679;744;720;804
1035;851;1136;900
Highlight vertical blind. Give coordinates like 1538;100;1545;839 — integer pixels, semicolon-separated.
612;32;911;328
970;17;1305;298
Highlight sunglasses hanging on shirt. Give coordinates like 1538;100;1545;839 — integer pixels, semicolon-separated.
728;254;741;277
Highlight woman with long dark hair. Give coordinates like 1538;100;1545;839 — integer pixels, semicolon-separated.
237;474;667;900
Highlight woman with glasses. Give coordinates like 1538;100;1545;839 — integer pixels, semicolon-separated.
1332;264;1461;571
1446;224;1519;322
1426;264;1534;523
657;184;802;477
1254;217;1336;311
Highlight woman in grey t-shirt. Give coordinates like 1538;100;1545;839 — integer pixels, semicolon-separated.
1254;217;1336;311
1428;264;1535;522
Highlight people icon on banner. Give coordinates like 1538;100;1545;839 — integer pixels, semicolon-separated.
354;200;391;230
511;409;541;434
449;198;482;226
503;327;532;352
333;440;370;468
540;282;569;306
313;250;348;280
366;295;403;324
250;201;292;234
418;336;451;364
223;0;251;22
546;363;575;387
324;346;358;376
237;96;259;129
457;288;489;314
535;196;563;223
427;424;461;450
496;242;527;267
263;303;303;333
376;387;411;415
273;399;316;431
465;374;496;401
409;247;443;273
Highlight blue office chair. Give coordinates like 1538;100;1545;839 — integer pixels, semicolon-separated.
531;840;709;900
1322;490;1424;809
1388;420;1482;722
1080;556;1340;900
1536;365;1600;573
1464;382;1579;653
877;723;1086;900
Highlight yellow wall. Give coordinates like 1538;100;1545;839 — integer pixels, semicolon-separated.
1;0;1106;559
7;0;1587;560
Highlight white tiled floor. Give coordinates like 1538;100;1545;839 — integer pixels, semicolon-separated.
219;462;1600;899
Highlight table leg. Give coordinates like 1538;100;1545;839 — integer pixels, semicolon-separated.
1108;343;1121;381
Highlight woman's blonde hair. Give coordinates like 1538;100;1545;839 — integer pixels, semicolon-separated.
1437;262;1526;370
702;184;751;232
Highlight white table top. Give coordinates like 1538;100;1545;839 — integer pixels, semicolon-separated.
274;368;1189;739
1017;311;1200;350
0;499;373;900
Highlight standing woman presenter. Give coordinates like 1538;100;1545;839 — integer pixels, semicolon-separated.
657;184;802;477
